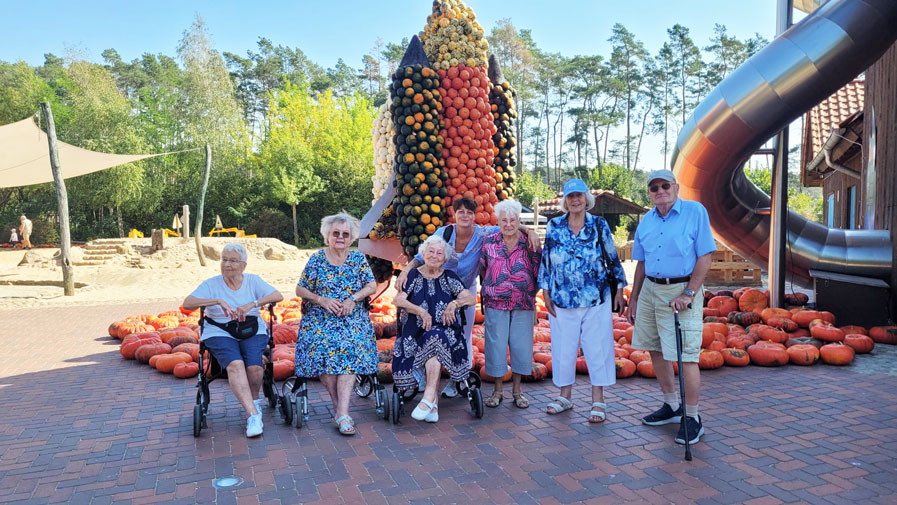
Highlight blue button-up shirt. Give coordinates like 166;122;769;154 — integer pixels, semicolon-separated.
632;198;716;278
415;224;498;289
538;213;628;309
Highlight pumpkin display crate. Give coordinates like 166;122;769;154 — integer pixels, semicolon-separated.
706;240;763;287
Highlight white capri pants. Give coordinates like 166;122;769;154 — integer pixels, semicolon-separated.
548;300;615;388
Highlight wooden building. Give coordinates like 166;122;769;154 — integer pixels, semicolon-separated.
539;190;648;234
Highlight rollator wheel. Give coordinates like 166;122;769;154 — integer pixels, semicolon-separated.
354;375;374;398
293;394;305;429
390;390;402;425
471;388;484;419
193;404;202;437
264;381;277;409
282;395;293;425
376;387;390;420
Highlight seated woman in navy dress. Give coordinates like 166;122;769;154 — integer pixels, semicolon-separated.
392;235;476;423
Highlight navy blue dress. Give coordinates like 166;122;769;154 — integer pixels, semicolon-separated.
392;268;470;390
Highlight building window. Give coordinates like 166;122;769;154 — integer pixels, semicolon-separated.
848;186;856;230
827;194;835;228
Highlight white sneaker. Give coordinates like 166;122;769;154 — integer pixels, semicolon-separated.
441;382;458;399
253;398;263;414
246;413;263;437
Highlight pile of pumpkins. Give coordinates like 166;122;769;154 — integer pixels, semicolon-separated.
108;287;897;384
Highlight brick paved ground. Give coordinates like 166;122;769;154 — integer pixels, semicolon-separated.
1;302;896;505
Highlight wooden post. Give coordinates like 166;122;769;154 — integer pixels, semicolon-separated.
40;102;74;296
195;144;211;266
182;204;190;238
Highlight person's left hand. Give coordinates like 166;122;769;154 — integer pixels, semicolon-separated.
234;303;253;321
612;290;626;314
525;227;542;252
442;301;458;325
339;298;356;316
669;294;693;313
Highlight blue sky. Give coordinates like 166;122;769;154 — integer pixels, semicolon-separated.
0;1;781;170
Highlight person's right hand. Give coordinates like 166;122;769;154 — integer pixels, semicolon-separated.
418;307;432;331
320;297;343;315
217;299;236;318
626;297;638;324
395;270;409;291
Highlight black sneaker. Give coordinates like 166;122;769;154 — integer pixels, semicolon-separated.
641;403;683;426
675;415;704;445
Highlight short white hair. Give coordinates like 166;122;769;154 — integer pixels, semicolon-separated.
418;235;455;263
560;190;596;213
320;212;360;245
494;199;522;219
222;242;247;262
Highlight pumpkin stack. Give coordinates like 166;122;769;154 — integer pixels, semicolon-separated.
488;54;518;201
371;103;395;206
421;0;498;225
389;35;448;259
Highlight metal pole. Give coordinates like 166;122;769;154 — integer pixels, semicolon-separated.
195;144;211;266
40;102;75;296
768;0;793;308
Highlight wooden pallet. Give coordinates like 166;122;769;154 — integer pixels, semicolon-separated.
706;240;763;286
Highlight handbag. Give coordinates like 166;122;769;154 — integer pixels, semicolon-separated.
203;315;259;340
594;218;619;303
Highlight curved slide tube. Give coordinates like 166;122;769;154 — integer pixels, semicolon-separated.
672;0;896;287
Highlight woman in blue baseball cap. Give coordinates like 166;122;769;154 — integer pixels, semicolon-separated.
537;179;628;423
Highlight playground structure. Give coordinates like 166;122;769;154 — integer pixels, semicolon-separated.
672;0;895;289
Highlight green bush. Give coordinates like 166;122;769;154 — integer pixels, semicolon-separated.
246;208;293;242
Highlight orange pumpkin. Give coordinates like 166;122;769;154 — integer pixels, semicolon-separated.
628;350;651;365
273;359;294;380
707;296;738;317
377;362;394;383
173;361;199;378
737;289;768;314
869;326;897;345
166;334;198;348
575;356;589;374
158;326;197;343
172;343;200;362
272;324;298;344
792;310;835;327
698;350;724;370
636;360;656;377
839;325;867;336
120;333;162;359
720;348;750;366
614;347;630;359
134;343;172;364
615;358;636;378
760;307;792;324
786;344;819;365
703;308;721;318
533;327;551;343
728;311;761;326
480;365;512;382
533;352;551;365
843;334;874;354
819;342;854;365
766;317;798;333
747;342;788;366
809;320;844;342
117;321;156;339
756;325;789;344
154;352;193;373
522;363;548;382
707;340;726;352
702;322;729;347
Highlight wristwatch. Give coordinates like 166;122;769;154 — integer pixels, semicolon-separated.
683;289;696;298
252;300;259;308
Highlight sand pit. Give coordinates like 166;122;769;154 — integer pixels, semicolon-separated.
0;237;316;309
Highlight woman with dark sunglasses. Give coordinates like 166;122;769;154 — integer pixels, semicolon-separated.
294;212;379;436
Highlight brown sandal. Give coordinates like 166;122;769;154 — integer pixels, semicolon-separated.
512;392;529;409
485;391;503;408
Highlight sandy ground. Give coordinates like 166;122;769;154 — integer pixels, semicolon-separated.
0;238;316;309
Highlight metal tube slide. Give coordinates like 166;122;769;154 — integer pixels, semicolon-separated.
672;0;896;287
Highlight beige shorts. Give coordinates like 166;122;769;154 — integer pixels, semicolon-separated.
631;280;703;362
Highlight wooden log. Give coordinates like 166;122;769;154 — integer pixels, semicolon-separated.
40;102;74;296
195;144;211;266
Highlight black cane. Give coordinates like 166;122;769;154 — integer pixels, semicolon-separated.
673;306;692;461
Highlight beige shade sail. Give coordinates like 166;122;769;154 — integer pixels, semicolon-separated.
0;116;185;188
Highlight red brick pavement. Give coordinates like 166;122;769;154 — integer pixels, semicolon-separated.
1;302;896;504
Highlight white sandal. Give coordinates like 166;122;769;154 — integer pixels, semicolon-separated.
546;396;573;415
411;398;438;422
589;402;607;423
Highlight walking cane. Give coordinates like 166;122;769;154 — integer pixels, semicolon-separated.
673;306;692;461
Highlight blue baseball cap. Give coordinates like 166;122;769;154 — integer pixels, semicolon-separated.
562;178;589;198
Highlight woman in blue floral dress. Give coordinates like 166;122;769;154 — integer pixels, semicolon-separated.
392;235;476;423
295;213;378;435
538;179;628;423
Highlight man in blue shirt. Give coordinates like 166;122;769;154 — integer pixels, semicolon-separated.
627;169;716;446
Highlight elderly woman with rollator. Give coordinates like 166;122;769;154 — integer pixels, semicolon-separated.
183;243;284;437
479;199;541;408
294;212;379;436
395;195;540;398
538;179;627;423
392;235;477;422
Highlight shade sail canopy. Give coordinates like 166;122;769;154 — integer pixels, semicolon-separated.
0;117;178;188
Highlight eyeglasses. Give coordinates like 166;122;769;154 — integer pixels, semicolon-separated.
331;231;351;239
221;258;244;264
649;182;672;193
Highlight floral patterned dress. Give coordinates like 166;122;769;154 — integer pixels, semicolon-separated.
294;250;378;376
392;268;471;390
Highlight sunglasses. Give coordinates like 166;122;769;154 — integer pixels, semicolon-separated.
649;182;672;193
331;231;351;239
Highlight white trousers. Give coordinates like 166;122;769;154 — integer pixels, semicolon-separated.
548;301;615;388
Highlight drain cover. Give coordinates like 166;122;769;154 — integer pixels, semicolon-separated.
212;476;244;488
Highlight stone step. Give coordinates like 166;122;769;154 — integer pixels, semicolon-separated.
83;246;121;254
73;260;107;266
82;254;114;260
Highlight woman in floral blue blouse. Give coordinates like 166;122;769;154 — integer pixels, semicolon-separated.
295;212;378;436
538;179;627;423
